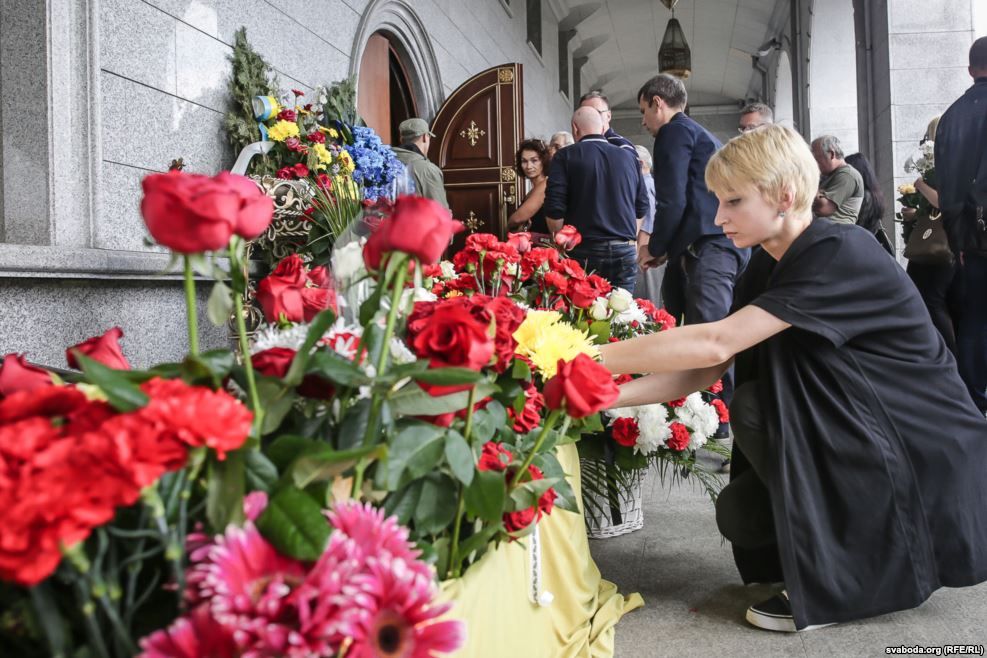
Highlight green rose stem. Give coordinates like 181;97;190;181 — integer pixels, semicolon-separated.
228;239;263;433
511;409;565;488
352;253;410;496
141;486;184;602
448;386;477;579
183;256;200;356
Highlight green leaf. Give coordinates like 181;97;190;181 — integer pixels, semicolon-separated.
464;469;506;522
359;286;383;326
390;382;499;417
537;454;579;513
74;354;148;412
385;423;446;489
337;398;372;450
581;413;605;434
413;367;485;386
266;435;319;472
307;350;370;387
244;449;278;493
455;523;499;564
284;310;337;386
257;379;296;434
181;350;235;388
207;450;246;532
383;479;424;525
256;486;330;561
207;280;234;326
511;358;531;381
510;476;559;509
291;444;381;489
444;430;475;485
414;473;459;535
471;401;507;445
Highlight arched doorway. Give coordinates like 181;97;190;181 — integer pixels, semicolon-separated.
357;31;418;145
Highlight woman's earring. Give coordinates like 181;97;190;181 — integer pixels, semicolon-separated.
778;211;786;218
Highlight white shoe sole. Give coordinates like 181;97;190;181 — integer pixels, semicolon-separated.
745;608;835;632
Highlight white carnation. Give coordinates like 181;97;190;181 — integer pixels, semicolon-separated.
613;301;648;326
674;392;719;448
634;404;671;455
439;260;456;279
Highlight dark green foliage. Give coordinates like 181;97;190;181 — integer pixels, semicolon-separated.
223;28;276;175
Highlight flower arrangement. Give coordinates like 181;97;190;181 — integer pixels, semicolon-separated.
347;125;407;201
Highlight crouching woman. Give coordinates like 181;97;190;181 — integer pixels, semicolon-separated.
599;124;987;632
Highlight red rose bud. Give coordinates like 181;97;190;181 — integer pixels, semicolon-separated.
554;225;582;251
543;353;619;419
251;347;296;378
477;441;513;471
508;232;533;254
611;417;640;447
668;397;686;408
284;137;306;152
277;167;294;180
66;327;131;370
0;354;53;399
667;422;691;451
256;255;308;323
140;171;239;253
307;131;326;144
507;383;544;432
568;279;598;309
386;195;464;264
277;108;297;121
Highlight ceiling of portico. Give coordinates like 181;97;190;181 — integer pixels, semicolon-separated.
565;0;786;110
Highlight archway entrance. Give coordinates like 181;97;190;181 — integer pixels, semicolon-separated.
357;31;418;145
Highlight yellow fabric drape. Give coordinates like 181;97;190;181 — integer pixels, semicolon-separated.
439;443;644;657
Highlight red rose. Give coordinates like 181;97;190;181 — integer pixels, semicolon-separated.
667;422;691;451
307;131;325;144
292;163;309;178
0;354;52;399
300;287;335;321
251;347;295;378
256;255;308;323
411;304;494;372
140;171;273;252
611;417;640;448
586;274;612;297
277;109;297;121
711;399;730;423
543;353;619;419
554;225;582;251
504;506;537;534
503;464;556;533
139;378;252;459
284;137;305;153
387;196;465;264
508;383;544;432
277;167;294;180
212;172;274;241
477;441;513;471
66;327;131;370
709;380;724;394
508;232;533;254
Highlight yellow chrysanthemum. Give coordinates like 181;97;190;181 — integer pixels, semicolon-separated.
312;143;333;166
338;149;355;173
268;120;300;142
513;310;598;378
319;126;341;139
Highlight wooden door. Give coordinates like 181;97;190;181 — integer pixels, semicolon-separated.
358;34;391;145
429;64;524;247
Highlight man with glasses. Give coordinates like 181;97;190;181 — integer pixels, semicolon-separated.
579;90;638;158
738;102;774;134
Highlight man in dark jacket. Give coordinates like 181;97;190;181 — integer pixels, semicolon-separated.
935;36;987;414
391;118;449;209
637;73;749;429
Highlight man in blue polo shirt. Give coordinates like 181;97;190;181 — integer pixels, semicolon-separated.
545;107;648;292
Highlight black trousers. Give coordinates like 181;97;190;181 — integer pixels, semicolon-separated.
715;382;777;552
907;260;959;356
662;237;748;408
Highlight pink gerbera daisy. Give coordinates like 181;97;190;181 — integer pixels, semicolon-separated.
327;502;433;580
340;555;466;658
138;604;236;658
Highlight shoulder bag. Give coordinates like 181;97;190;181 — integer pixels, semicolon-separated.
904;207;953;265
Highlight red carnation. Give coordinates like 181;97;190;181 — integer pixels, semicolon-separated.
277;109;297;122
709;380;724;394
611;417;640;448
711;399;730;423
543;271;569;294
508;383;544;433
667;397;686;408
292;162;309;178
568;279;598;309
291;89;304;97
66;327;131;371
543;354;619;419
667;422;691;451
307;131;325;144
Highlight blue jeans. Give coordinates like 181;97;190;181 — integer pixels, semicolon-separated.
569;242;638;293
956;252;987;413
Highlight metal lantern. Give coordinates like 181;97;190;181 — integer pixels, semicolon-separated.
658;16;691;79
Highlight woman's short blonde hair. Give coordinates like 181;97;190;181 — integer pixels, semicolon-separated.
705;124;820;216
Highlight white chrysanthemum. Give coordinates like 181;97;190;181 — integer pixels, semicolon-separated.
613;301;648;326
322;323;364;360
389;338;417;364
251;323;311;354
332;240;366;281
608;288;633;312
635;403;671;455
589;297;610;321
674;393;719;448
606;406;638;420
439;260;456;279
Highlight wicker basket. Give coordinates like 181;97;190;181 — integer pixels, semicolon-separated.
581;463;644;539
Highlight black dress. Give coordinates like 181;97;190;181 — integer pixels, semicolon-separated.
730;218;987;629
529;204;550;236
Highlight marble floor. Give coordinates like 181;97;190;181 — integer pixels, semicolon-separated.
589;450;987;657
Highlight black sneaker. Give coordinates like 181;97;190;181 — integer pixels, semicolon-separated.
746;591;834;632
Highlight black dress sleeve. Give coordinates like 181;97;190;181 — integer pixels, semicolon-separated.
748;224;902;348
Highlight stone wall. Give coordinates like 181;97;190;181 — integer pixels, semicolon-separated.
0;0;573;367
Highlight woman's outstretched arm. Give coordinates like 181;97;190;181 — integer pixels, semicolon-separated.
599;305;790;376
613;364;730;408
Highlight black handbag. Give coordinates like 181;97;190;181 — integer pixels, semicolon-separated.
904;208;953;265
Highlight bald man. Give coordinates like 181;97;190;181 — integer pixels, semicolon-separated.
545;107;649;292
